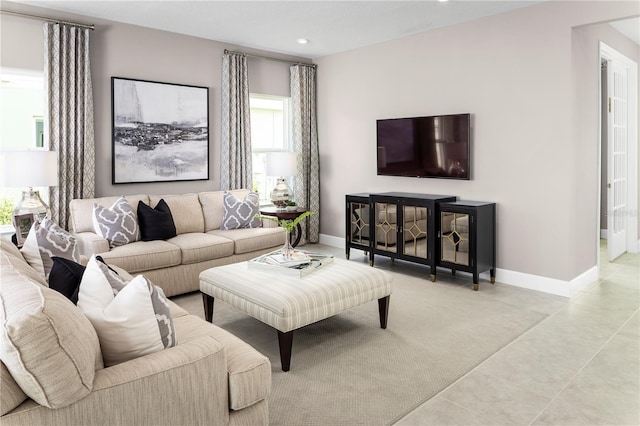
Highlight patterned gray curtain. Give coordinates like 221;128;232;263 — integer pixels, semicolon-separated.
44;22;95;230
220;52;252;190
291;65;320;244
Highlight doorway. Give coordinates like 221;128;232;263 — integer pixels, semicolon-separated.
598;42;639;266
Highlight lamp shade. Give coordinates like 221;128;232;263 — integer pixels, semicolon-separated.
266;151;297;177
2;150;58;188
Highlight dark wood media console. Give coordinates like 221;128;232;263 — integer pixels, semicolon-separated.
346;192;496;290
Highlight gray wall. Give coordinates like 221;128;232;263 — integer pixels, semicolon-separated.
1;1;306;198
314;1;639;282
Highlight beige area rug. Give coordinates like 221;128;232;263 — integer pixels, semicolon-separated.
172;256;550;426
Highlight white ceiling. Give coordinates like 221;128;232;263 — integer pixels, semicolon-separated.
7;1;639;58
10;0;545;58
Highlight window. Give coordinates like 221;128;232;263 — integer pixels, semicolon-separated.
0;68;46;227
250;94;291;205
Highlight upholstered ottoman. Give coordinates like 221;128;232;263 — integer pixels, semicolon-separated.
199;258;393;371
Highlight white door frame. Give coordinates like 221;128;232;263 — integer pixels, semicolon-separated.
598;42;639;263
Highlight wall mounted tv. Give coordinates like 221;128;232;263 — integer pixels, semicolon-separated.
376;113;471;180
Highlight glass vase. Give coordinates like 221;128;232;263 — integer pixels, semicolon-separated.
282;228;294;259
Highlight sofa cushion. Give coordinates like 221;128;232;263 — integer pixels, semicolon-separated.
221;191;261;230
209;227;285;255
174;315;271;410
0;249;102;409
93;197;139;247
97;240;181;274
149;194;204;234
78;256;177;366
199;189;249;232
167;233;234;265
137;199;177;241
1;362;27;416
21;218;80;280
69;195;149;233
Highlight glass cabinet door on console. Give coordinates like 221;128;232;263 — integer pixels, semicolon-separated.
439;201;496;291
402;205;428;259
373;202;398;255
441;212;470;267
369;192;456;281
345;194;371;260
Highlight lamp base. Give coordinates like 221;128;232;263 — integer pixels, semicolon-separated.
12;189;49;244
270;178;291;209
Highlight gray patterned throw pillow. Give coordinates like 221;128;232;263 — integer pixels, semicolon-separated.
21;218;80;280
92;197;139;247
221;191;261;230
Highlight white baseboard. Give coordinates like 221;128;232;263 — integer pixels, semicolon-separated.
600;229;607;239
319;233;598;299
319;233;345;248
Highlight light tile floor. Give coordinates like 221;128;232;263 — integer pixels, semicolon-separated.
395;240;639;425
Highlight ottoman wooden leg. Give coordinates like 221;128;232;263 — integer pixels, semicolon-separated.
277;330;294;372
202;293;214;323
378;296;390;329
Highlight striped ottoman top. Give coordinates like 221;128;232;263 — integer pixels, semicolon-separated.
199;258;392;333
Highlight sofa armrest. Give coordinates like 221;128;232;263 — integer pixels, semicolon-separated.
74;232;109;257
2;337;229;426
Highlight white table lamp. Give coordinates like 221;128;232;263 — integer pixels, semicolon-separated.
266;151;297;209
2;150;58;240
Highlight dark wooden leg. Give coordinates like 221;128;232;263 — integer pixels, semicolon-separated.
473;272;479;291
291;223;302;247
369;252;375;267
202;293;214;322
277;330;294;372
490;269;496;284
378;296;390;329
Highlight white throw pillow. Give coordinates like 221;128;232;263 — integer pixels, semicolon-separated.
221;191;261;230
77;256;176;366
21;218;80;280
92;197;139;247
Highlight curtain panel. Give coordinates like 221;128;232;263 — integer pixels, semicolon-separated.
220;53;252;190
291;65;320;244
44;22;95;230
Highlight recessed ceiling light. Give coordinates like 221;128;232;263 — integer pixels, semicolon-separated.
438;0;449;2
297;38;309;45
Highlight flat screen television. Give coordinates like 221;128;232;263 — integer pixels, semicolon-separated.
376;113;471;180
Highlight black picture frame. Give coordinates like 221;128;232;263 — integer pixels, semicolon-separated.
111;77;209;184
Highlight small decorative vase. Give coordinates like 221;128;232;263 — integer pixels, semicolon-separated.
282;228;294;259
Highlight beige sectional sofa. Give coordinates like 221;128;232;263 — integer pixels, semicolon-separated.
68;189;285;297
0;238;271;425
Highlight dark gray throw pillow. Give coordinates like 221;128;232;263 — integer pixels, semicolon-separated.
48;257;85;304
137;199;177;241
